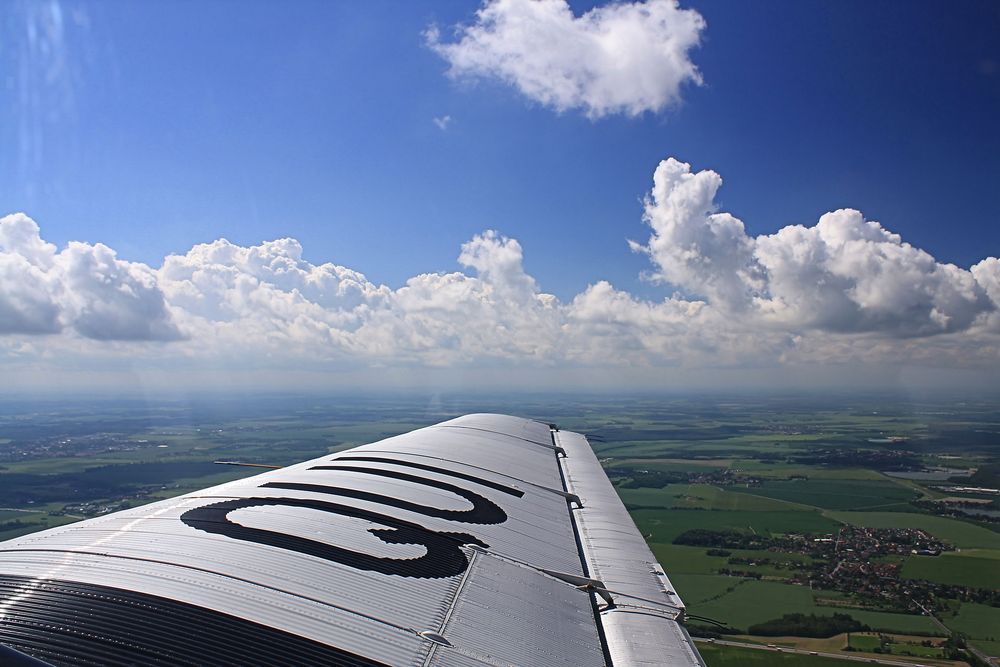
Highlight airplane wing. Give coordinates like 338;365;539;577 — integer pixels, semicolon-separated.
0;414;705;666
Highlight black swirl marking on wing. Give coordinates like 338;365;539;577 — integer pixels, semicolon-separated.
320;456;525;497
180;497;487;579
265;465;507;525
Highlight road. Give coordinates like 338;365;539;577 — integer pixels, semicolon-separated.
694;637;957;666
913;599;997;667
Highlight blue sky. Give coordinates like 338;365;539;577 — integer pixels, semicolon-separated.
1;0;999;392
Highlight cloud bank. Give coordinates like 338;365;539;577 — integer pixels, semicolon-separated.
427;0;705;118
631;158;995;337
0;214;182;341
3;157;1000;389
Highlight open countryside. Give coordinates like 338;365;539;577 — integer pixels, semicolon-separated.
0;392;998;665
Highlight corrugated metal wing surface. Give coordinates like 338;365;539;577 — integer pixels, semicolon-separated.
426;549;605;667
0;414;603;666
0;413;704;666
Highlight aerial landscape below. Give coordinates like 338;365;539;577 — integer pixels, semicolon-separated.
0;392;997;665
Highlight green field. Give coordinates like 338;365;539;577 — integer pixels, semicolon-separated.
632;508;842;545
974;641;1000;658
618;485;686;508
621;483;814;511
946;602;1000;645
608;457;732;472
654;543;818;581
671;573;747;604
651;544;730;575
847;635;881;650
697;643;868;666
741;465;889;481
826;511;1000;549
684;580;941;635
729;478;918;511
902;551;1000;588
0;507;78;540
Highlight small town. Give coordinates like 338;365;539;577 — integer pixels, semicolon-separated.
677;525;1000;615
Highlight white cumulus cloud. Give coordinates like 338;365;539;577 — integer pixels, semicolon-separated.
0;213;182;340
427;0;706;118
631;158;997;337
2;156;1000;388
0;214;61;334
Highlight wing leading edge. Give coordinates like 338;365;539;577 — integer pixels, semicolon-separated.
0;414;704;666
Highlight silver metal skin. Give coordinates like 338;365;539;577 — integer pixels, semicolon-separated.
0;414;704;666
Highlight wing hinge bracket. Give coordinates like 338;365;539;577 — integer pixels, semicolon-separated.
547;487;583;508
539;569;615;607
